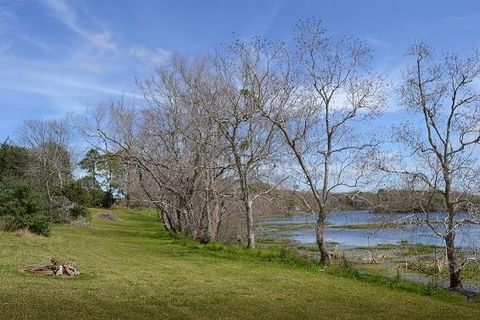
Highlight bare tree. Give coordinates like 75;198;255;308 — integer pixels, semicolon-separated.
82;56;232;242
211;39;285;248
19;119;72;201
78;21;385;258
260;19;385;263
385;42;480;290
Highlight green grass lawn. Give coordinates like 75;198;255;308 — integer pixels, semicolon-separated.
1;208;479;320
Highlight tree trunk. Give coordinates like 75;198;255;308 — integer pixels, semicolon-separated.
161;210;174;233
316;217;330;264
445;232;463;290
215;201;225;241
245;198;255;249
176;196;186;233
126;193;131;208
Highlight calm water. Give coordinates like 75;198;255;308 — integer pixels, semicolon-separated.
261;211;480;248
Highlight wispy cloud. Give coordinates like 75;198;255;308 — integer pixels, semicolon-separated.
39;0;170;62
0;56;140;108
0;6;18;31
41;0;78;32
0;0;171;97
15;33;55;53
365;36;389;48
40;0;120;53
0;0;168;135
88;32;119;52
128;46;171;64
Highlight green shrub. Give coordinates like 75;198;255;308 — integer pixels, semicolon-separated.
71;204;89;219
76;176;111;208
0;185;52;236
57;180;99;219
100;190;114;208
22;213;52;236
61;180;91;207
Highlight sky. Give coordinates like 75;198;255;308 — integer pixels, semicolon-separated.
1;0;480;141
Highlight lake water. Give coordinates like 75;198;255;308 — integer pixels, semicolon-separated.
260;211;480;248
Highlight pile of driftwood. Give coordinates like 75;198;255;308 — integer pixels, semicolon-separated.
29;257;79;278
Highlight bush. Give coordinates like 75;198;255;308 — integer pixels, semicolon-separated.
100;190;114;208
0;218;7;231
20;213;52;236
75;176;111;207
62;179;111;209
50;196;89;223
71;203;89;219
0;185;52;236
61;180;91;207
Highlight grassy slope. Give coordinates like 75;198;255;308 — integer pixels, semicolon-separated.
0;208;479;320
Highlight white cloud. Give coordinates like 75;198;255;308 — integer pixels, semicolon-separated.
16;33;55;53
365;36;389;48
40;0;120;53
0;57;128;98
39;0;169;64
88;32;119;53
128;46;171;64
0;4;54;54
0;6;18;33
41;0;82;34
0;0;169;124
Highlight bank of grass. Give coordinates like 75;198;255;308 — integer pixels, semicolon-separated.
0;208;479;320
357;243;441;255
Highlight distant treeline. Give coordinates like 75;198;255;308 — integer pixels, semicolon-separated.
244;187;480;216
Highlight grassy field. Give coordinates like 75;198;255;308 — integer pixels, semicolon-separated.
0;208;479;320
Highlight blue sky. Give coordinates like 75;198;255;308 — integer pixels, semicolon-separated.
1;0;480;140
